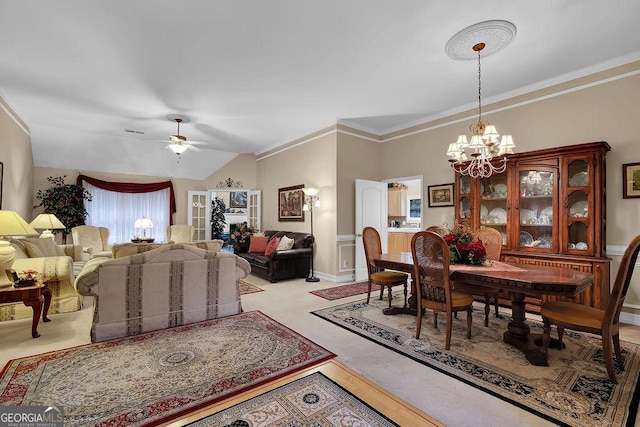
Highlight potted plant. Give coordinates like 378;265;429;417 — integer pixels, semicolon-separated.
34;175;92;242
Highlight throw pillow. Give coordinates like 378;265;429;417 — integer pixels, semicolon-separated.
248;235;270;254
28;238;60;257
276;235;295;251
264;237;281;257
23;242;45;258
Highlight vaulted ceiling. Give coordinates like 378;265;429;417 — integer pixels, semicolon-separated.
1;0;639;179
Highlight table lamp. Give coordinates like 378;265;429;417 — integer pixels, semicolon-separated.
134;217;154;238
30;213;66;239
0;211;39;287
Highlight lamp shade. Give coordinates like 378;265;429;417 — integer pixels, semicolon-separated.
30;213;66;230
302;187;320;196
134;218;154;229
0;211;39;237
169;144;188;154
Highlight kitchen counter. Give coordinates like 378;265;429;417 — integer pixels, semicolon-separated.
388;228;420;233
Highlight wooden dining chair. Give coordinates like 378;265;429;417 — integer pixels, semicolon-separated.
361;227;409;308
541;234;640;383
425;225;447;235
411;230;474;349
453;227;503;326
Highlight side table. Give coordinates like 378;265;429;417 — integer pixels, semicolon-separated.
131;238;155;243
0;283;51;338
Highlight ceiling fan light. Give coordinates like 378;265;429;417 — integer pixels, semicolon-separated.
169;144;188;154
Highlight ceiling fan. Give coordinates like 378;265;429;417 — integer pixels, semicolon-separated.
159;114;208;160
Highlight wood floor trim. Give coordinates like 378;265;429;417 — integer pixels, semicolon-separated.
160;360;443;426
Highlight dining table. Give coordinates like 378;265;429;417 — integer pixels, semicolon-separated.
373;253;594;366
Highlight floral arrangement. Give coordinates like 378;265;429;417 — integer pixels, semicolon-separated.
19;269;39;280
228;222;253;246
443;225;487;265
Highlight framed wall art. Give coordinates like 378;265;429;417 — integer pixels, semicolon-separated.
427;183;454;207
623;162;640;199
229;191;247;208
278;184;305;221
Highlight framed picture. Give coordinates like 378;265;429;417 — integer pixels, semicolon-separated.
278;184;305;222
427;183;454;207
623;162;640;198
229;191;247;208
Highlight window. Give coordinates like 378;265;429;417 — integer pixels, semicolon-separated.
83;183;170;243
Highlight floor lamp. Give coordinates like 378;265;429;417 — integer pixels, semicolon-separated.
302;187;320;283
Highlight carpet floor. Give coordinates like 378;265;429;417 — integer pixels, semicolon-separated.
312;295;640;427
187;372;398;426
0;311;335;427
309;281;381;300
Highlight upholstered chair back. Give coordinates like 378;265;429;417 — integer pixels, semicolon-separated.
165;224;195;243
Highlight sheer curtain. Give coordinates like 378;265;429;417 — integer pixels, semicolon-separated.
83;183;170;244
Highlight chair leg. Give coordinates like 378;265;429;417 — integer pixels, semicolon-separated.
387;285;393;309
466;307;472;339
542;319;551;356
416;304;423;339
557;327;565;349
366;281;372;304
433;311;438;329
379;285;384;301
403;281;408;308
483;295;490;327
603;334;617;383
493;294;500;319
445;311;452;350
613;333;625;372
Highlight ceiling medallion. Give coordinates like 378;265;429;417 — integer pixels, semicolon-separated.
445;20;516;61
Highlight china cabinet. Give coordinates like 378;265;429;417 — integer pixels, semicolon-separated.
453;141;611;310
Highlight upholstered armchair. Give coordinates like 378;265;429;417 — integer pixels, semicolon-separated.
165;224;195;243
71;225;112;260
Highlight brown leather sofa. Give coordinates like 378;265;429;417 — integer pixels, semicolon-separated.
235;230;314;282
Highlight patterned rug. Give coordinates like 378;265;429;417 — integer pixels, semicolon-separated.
0;311;335;427
188;372;398;426
239;279;264;295
310;281;381;300
312;296;640;427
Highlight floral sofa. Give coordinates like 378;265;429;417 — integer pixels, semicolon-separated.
74;243;250;342
235;230;314;282
1;238;83;322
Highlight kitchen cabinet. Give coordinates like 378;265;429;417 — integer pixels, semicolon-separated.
388;188;406;216
387;231;415;254
454;141;611;310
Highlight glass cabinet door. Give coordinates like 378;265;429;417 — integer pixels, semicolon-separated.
456;175;473;227
564;158;594;255
479;173;508;246
517;168;556;252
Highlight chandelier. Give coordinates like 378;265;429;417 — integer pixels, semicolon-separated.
446;42;515;178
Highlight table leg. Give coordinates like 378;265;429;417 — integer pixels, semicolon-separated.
503;292;562;366
23;294;44;339
41;285;51;322
383;277;417;316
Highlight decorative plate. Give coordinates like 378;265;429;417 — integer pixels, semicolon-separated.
494;183;507;197
520;231;534;246
489;207;507;223
481;205;489;219
541;206;553;217
576;241;588;250
570;200;588;217
520;209;535;223
569;171;588;186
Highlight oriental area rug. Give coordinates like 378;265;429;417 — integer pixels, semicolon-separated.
310;281;381;301
188;372;398;427
0;311;335;427
312;296;640;427
238;279;264;295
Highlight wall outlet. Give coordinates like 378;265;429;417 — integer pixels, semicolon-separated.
342;260;349;268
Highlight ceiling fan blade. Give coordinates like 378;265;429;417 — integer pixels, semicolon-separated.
187;144;201;152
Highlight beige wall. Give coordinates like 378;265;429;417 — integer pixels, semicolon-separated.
257;128;338;278
0;97;34;219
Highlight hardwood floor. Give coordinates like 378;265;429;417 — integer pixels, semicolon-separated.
161;360;443;427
